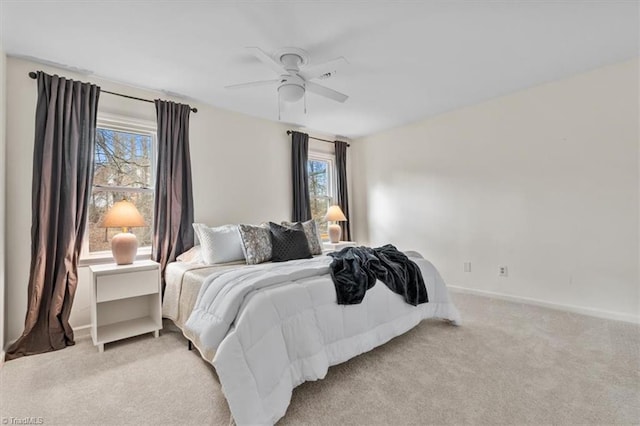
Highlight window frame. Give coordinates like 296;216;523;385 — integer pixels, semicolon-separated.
80;113;157;264
307;150;337;240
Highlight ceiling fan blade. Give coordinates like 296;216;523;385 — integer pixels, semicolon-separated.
246;47;288;76
225;79;280;89
299;57;348;81
306;81;349;103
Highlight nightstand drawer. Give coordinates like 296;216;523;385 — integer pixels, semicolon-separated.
96;269;158;303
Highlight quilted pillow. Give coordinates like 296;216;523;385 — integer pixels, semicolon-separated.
281;220;322;255
238;223;272;265
269;222;312;262
192;223;245;264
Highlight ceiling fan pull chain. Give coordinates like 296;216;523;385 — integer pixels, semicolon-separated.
304;90;307;114
278;89;281;121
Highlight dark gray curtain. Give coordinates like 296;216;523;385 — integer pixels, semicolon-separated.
291;131;312;221
153;100;194;285
335;140;351;241
6;72;100;360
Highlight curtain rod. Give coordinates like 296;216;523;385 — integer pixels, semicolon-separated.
28;71;198;113
286;130;350;147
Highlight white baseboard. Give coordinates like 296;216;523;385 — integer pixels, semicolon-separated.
448;285;640;324
73;324;92;340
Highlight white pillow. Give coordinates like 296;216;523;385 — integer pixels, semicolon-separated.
192;223;245;264
176;246;203;264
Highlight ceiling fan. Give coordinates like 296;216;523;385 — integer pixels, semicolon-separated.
226;47;349;115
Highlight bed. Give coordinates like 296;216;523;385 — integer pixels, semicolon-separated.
162;250;460;425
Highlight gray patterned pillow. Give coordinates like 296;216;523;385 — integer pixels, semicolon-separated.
281;220;323;255
238;223;272;265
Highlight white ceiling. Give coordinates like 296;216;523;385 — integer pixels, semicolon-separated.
1;1;638;138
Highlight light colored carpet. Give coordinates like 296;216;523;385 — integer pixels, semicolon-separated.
1;293;638;425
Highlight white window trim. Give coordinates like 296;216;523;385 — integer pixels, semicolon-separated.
308;150;337;203
308;150;337;241
80;113;157;265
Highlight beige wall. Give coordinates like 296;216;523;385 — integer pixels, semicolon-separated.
6;55;636;347
4;57;302;343
352;59;639;322
0;41;6;356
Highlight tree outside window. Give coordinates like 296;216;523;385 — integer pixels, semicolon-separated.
308;155;335;238
87;125;155;253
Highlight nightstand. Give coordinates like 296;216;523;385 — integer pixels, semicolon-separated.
322;241;357;254
89;260;162;352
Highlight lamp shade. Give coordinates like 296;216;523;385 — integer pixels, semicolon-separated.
102;200;146;228
324;205;347;222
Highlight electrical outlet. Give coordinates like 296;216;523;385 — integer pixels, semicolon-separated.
464;262;471;272
499;266;508;277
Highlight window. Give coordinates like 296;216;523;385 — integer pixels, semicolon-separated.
308;152;336;238
84;115;156;256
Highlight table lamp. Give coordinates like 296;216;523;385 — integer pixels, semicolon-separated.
324;205;347;244
102;200;146;265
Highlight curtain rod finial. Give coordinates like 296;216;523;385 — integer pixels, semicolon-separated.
29;71;37;79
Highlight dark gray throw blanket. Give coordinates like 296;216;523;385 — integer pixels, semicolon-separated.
328;244;429;306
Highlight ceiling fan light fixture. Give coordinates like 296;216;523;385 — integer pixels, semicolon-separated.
278;83;305;102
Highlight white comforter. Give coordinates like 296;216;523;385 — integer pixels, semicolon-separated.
184;253;460;425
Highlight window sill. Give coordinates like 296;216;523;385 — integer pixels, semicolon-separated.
79;248;153;267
